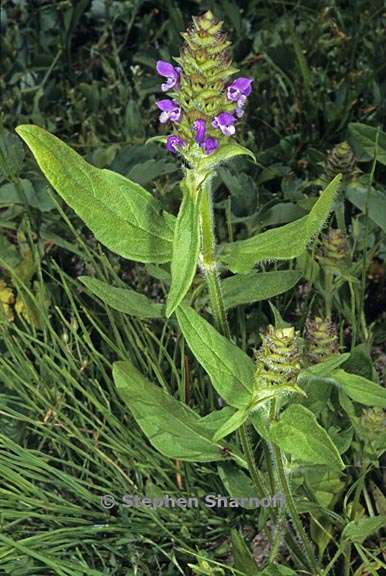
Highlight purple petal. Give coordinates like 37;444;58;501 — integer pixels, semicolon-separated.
156;61;177;78
156;99;181;123
156;99;177;112
193;119;206;144
201;137;218;155
156;60;181;91
230;77;253;96
212;112;236;136
166;135;185;153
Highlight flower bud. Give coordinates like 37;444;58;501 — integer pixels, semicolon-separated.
325;141;358;180
305;316;339;364
253;326;303;408
320;228;349;266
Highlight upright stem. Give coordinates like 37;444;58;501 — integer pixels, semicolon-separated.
199;182;230;339
197;177;309;569
270;399;320;575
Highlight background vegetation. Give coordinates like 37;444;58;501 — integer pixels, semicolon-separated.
1;0;385;574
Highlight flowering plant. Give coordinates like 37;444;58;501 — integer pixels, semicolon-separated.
14;10;386;575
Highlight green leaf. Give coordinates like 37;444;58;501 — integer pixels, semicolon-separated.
221;270;302;309
270;404;344;470
342;516;386;543
15;124;175;263
231;530;259;576
221;175;342;273
0;236;21;268
346;182;386;233
331;370;386;408
298;353;351;385
199;142;256;172
342;344;373;379
166;183;201;317
175;304;255;408
79;276;164;319
348;123;386;165
218;463;256;508
212;408;249;442
260;566;297;576
199;407;236;434
113;361;227;462
250;409;271;441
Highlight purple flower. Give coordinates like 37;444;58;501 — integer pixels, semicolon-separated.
156;60;181;92
201;137;219;155
193;119;206;143
227;77;253;101
166;135;185;154
156;99;181;123
212;112;236;136
227;77;253;117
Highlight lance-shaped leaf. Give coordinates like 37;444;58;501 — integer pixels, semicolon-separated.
166;182;201;317
212;408;250;442
270;404;344;470
16;125;175;263
79;276;164;319
176;303;255;408
221;270;302;309
297;353;351;385
113;361;229;462
198;142;256;172
342;516;386;543
218;463;257;508
331;370;386;408
221;174;342;273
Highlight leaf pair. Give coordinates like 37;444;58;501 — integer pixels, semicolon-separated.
17;125;342;317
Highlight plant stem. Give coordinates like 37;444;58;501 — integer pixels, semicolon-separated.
270;399;320;575
199;180;230;339
360;129;379;343
197;175;309;569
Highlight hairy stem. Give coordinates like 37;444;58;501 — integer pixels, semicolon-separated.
199;180;230;339
270;399;320;574
197;174;309;568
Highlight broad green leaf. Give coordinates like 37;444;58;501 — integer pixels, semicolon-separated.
113;361;228;462
212;408;249;442
250;409;271;441
199;406;236;434
221;174;341;273
79;276;163;319
199;142;256;172
331;369;386;408
342;516;386;543
342;343;373;379
270;404;344;470
16;125;175;263
348;123;386;165
166;183;201;317
221;270;302;309
305;467;345;509
175;303;255;408
346;182;386;233
218;463;256;509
